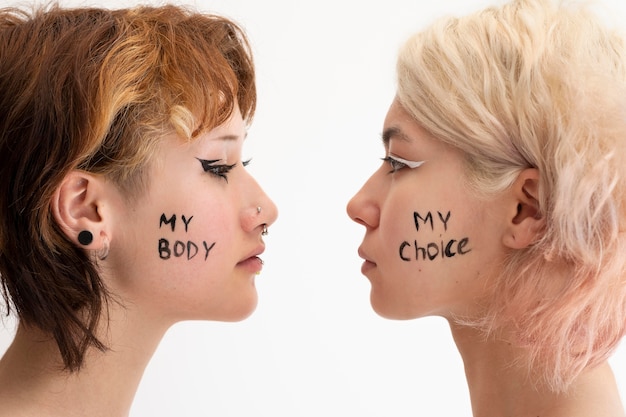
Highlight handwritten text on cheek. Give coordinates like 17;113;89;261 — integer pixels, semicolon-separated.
399;210;472;261
158;213;216;260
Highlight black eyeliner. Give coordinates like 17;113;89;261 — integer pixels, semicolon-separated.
196;158;236;182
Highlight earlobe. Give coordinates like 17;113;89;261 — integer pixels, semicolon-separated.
502;168;545;249
50;171;107;248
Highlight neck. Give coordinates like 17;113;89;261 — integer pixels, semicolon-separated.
449;322;625;417
0;304;169;417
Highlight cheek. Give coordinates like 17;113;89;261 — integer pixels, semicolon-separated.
116;205;240;305
380;191;475;266
154;204;235;264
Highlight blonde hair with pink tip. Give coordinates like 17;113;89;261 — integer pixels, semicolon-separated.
396;0;626;391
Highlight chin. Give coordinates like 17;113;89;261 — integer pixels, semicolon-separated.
371;305;407;320
370;294;400;319
227;306;257;322
220;293;259;322
370;293;419;320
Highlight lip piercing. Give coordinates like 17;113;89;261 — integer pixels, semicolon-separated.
262;223;268;236
257;206;262;214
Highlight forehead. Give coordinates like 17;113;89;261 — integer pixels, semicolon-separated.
150;107;247;170
188;106;247;149
382;100;438;151
204;105;246;139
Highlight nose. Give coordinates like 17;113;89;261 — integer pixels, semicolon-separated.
241;174;278;233
346;174;380;230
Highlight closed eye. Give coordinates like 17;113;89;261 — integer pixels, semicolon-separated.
196;158;236;182
381;155;425;173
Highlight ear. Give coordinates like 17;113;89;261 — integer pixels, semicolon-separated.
50;170;112;250
502;168;545;249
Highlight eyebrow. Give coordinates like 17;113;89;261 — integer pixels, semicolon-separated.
381;126;413;147
215;134;241;141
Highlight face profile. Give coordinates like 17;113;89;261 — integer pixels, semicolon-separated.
0;5;277;416
347;0;626;414
86;105;278;325
348;98;516;320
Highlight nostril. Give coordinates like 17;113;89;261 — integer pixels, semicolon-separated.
352;216;368;227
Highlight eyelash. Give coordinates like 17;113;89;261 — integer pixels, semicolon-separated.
196;158;252;182
381;156;425;174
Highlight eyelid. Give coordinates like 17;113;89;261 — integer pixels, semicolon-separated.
388;155;426;169
196;158;236;171
196;157;236;182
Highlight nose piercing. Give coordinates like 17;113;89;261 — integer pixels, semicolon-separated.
262;223;268;236
257;206;262;214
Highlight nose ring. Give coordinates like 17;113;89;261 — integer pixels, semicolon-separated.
262;223;268;236
257;206;262;214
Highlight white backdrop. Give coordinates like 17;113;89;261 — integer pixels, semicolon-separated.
2;0;626;416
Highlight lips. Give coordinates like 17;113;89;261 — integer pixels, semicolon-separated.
358;247;374;263
358;247;377;274
237;245;265;273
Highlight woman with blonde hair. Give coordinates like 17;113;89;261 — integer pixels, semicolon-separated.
348;0;626;414
0;4;277;416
